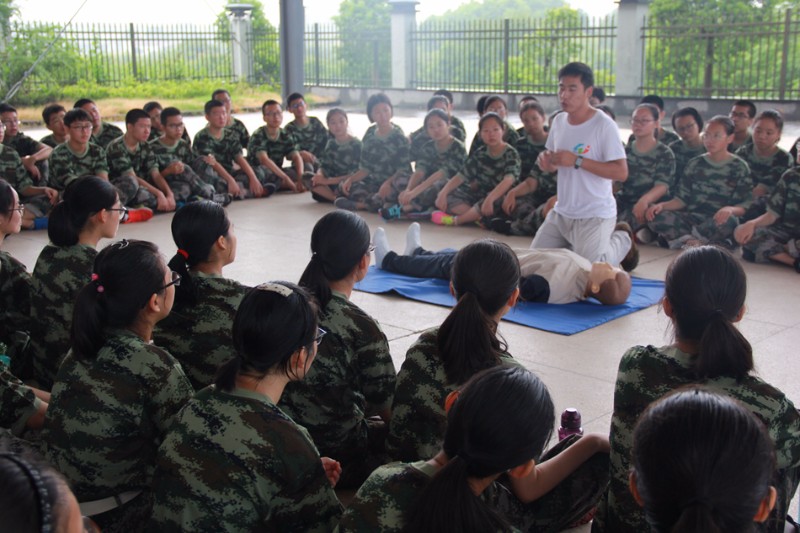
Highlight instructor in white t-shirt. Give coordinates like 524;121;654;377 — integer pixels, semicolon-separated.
533;62;638;271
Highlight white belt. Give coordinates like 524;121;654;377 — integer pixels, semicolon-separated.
79;490;142;516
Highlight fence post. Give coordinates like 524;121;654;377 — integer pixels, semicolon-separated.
615;0;648;96
390;0;418;88
314;23;320;86
279;0;305;98
503;19;510;94
703;27;713;98
129;23;138;80
779;10;792;101
227;4;253;83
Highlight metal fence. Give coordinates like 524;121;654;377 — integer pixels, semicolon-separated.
304;23;391;87
410;15;617;94
642;10;800;100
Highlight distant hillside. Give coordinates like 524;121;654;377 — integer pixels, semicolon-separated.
426;0;566;21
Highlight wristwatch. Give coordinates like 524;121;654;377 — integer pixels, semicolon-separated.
574;155;584;169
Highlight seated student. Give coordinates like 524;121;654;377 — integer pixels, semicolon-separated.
646;115;750;249
342;366;610;533
383;108;467;219
49;109;152;223
0;115;57;231
736;109;792;221
630;388;777;533
149;107;219;205
589;86;606;106
212;88;249;150
668;107;705;190
279;211;396;489
336;93;411;212
154;201;247;390
44;239;193;532
433;89;467;141
432;112;521;227
592;246;800;533
493;100;557;236
106;109;176;212
284;92;329;173
729;99;756;152
468;95;520;155
0;103;53;185
0;453;92;533
192;99;263;200
625;95;680;146
144;101;191;146
151;282;343;532
616;103;675;235
1;364;49;438
247;99;307;193
28;176;123;389
40;104;68;148
408;95;466;162
514;94;540;136
309;108;362;203
735;166;800;270
384;237;524;462
374;223;631;306
74;98;123;149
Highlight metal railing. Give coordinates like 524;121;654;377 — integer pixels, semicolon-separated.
304;23;391;87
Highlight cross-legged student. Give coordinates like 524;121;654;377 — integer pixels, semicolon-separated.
729;99;756;152
309;108;362;203
40;104;68;148
247;99;307;193
74;98;124;149
192;99;263;200
533;62;636;271
106;109;176;212
212;88;249;150
285;92;329;174
144;101;191;146
408;95;466;162
668;107;705;191
0;103;53;185
468;95;520;155
149;107;217;205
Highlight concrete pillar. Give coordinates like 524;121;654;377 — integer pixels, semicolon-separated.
615;0;649;96
227;4;254;83
280;0;305;100
390;0;418;89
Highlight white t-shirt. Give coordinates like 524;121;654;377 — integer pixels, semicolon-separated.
514;248;591;304
546;110;626;219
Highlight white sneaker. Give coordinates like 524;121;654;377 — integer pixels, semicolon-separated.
404;222;422;255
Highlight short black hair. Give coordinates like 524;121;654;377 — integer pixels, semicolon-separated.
433;89;454;104
125;108;149;126
212;89;230;100
640;94;665;111
143;101;162;114
73;98;95;109
204;99;225;115
592;87;606;102
558;62;594;89
42;104;66;125
63;108;92;127
0;103;17;114
733;100;757;119
160;107;182;126
261;99;281;114
286;92;304;107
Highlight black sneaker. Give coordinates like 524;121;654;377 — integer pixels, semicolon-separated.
490;217;512;235
212;193;233;206
334;197;358;211
616;222;640;272
795;257;800;274
263;183;277;198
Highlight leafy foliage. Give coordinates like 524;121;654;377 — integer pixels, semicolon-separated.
333;0;391;86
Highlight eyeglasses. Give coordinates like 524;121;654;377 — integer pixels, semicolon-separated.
165;123;184;129
315;327;327;345
106;206;129;220
160;271;181;291
1;119;19;126
630;118;654;126
70;124;93;132
11;203;24;214
289;102;305;110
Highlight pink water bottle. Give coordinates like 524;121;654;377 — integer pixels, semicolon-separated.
558;408;584;440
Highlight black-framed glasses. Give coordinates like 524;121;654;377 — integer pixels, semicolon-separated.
12;203;24;214
106;206;129;220
368;244;376;254
315;327;327;345
160;271;181;291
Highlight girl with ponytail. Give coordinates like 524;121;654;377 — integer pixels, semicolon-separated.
279;210;396;489
152;282;343;531
154;201;247;390
594;245;800;533
44;239;192;533
28;175;122;389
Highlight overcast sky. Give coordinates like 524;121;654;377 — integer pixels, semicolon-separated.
15;0;618;26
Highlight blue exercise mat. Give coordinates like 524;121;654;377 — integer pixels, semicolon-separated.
355;266;665;335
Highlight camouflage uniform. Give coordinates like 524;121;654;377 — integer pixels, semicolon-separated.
28;244;96;389
153;273;248;390
279;291;396;489
49;142;139;206
626;128;679;148
39;133;63;149
743;169;800;262
247;126;310;187
0;251;31;371
90;122;124;149
593;344;800;533
0;144;29;195
445;144;521;214
409;138;467;212
648;154;751;245
386;327;521;462
449;115;467;142
227;117;250;150
468;121;520;155
506;134;558;236
151;386;342;532
149;138;214;203
0;366;41;436
728;132;753;153
148;127;191;146
667;139;705;191
106;136;160;209
616;141;675;229
347;123;411;209
408;122;466;162
314;136;362;201
285;116;329;172
3;132;49;187
43;328;192;533
192;126;254;197
736;144;792;220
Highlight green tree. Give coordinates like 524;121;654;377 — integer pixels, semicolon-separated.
426;0;564;21
334;0;391;86
216;0;279;84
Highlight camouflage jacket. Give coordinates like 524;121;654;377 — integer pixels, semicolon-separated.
247;126;299;168
767;169;800;234
449;115;467;143
0;365;40;436
386;327;521;462
3;131;43;157
149;138;195;170
616;141;675;208
468;121;520;155
359;123;412;184
49;142;108;191
227;117;250;150
594;344;800;532
409;122;467;162
320;136;362;178
285;116;329;155
736;143;792;194
192;127;243;174
676;154;751;215
39;133;64;149
515;134;557;205
90;122;124;149
151;386;342;532
279;291;396;458
0;144;29;193
458;144;522;198
153;273;248;391
0;251;31;356
44;328;192;502
667;140;705;188
106;136;159;181
416;138;467;181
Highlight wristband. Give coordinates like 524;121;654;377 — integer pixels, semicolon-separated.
574;155;584;169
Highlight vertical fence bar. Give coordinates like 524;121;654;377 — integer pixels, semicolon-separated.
129;22;138;80
314;23;320;85
780;9;791;100
502;18;510;93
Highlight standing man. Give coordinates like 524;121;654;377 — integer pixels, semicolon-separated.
534;62;638;271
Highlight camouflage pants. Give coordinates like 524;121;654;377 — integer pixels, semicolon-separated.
743;224;798;263
191;159;254;199
500;434;609;533
164;166;215;203
253;164;314;190
510;201;550;237
648;209;739;246
616;207;648;233
112;175;157;210
343;174;410;212
21;193;53;218
91;491;153;533
404;178;447;213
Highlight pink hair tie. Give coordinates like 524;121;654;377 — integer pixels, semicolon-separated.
177;249;189;260
91;273;104;293
91;273;99;281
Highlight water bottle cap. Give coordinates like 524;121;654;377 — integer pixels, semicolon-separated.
561;408;582;429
